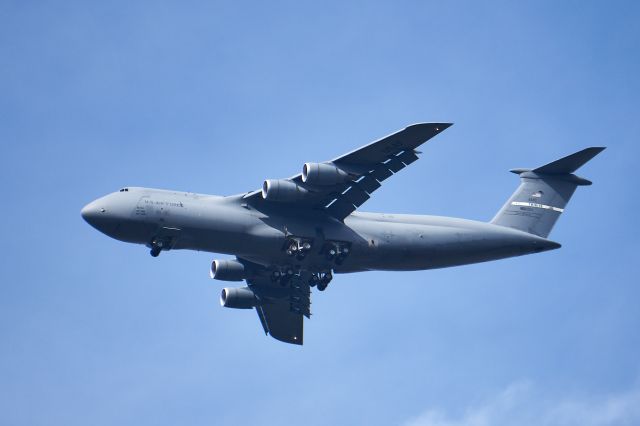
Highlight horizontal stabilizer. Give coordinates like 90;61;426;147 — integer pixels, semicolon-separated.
533;147;605;174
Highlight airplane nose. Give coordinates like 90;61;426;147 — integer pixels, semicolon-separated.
81;199;118;234
81;201;100;224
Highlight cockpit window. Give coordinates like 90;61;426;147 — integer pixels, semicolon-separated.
119;188;129;192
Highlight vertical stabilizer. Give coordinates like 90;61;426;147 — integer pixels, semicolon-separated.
491;147;605;238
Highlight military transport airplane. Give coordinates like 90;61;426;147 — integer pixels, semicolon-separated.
81;123;604;345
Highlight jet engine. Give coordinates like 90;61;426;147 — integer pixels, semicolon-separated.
302;162;351;185
262;179;309;202
210;259;246;281
220;286;260;309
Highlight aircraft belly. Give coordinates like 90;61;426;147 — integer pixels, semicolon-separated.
223;211;368;269
136;200;256;254
112;221;156;244
345;219;551;271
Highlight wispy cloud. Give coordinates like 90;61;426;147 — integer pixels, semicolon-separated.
404;381;640;426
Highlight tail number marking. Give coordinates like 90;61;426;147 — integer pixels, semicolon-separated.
511;201;564;213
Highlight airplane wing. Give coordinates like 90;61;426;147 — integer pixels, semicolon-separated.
256;304;303;345
244;122;452;220
248;273;311;345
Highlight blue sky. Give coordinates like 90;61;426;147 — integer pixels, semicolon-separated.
1;1;639;425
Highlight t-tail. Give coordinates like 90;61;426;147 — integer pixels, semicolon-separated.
491;147;605;238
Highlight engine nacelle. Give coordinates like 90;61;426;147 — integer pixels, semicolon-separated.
302;162;351;185
262;179;309;202
220;287;260;309
210;259;246;281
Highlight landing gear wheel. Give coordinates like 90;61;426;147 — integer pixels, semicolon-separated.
279;270;294;287
149;238;166;258
326;248;337;260
316;271;332;291
309;274;319;287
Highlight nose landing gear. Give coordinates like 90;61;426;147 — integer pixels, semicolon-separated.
149;241;163;257
148;238;171;257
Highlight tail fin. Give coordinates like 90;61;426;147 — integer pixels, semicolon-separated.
491;147;605;238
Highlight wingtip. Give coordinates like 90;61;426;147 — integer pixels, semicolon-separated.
580;146;606;155
406;122;453;131
269;332;303;345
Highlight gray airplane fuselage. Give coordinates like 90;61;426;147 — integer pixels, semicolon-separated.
82;187;560;273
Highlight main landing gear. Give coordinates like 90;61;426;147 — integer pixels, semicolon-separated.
271;267;296;287
271;268;333;292
309;271;332;292
284;237;313;260
322;242;350;265
282;234;352;267
273;234;345;292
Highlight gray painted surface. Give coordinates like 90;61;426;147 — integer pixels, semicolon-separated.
80;123;604;345
492;147;605;237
